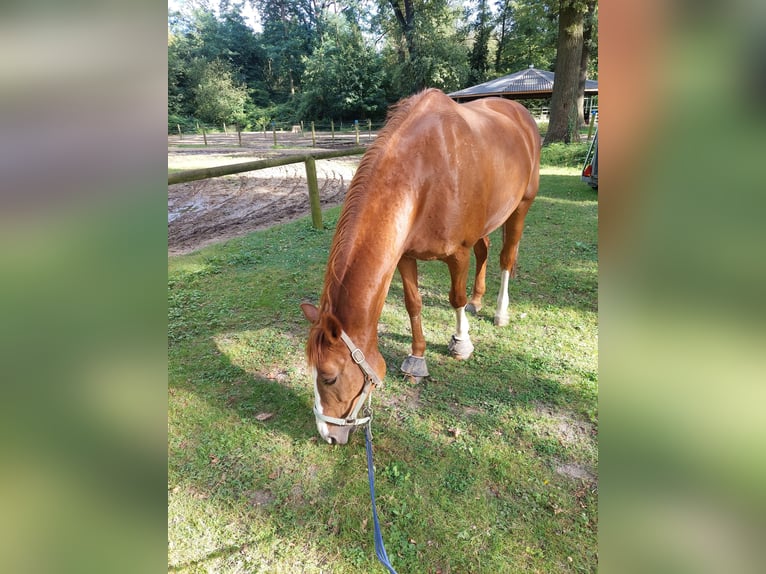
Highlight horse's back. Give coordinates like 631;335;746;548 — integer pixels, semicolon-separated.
460;97;541;164
394;91;540;259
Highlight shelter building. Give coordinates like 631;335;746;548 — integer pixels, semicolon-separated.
448;65;598;120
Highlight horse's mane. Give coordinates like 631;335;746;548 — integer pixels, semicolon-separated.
318;89;441;315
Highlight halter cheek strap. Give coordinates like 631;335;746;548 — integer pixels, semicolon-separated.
313;331;383;427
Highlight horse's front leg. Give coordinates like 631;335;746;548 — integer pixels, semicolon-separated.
445;250;475;360
397;256;429;382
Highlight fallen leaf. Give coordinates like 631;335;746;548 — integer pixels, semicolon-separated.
255;412;274;421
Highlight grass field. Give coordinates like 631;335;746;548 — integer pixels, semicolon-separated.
168;161;598;572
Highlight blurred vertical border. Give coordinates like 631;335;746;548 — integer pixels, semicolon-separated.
600;1;766;573
0;2;167;573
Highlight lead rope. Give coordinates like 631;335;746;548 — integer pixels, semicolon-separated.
364;412;399;574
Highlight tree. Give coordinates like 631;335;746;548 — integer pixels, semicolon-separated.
253;0;317;99
193;59;250;126
380;0;469;96
494;0;557;74
299;12;386;120
468;0;492;85
576;1;597;128
544;0;594;144
168;2;270;116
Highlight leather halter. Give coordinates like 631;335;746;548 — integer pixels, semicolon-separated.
312;330;382;427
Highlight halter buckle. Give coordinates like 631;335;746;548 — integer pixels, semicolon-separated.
351;348;365;364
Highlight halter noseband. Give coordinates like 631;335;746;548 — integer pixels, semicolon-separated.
312;330;382;428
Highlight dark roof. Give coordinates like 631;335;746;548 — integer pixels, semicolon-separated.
448;66;598;101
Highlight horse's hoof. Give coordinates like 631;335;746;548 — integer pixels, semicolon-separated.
401;355;429;379
494;313;510;327
465;302;482;315
448;335;474;360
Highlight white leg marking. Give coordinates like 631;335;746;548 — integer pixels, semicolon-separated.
311;367;331;443
495;270;511;325
454;305;470;340
496;270;510;313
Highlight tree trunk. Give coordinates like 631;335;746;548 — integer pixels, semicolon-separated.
544;1;586;145
389;0;421;92
576;0;597;130
495;0;511;72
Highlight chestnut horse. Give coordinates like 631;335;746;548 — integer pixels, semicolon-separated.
300;89;540;444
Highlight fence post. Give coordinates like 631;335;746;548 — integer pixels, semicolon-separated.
331;119;335;143
223;121;228;135
272;122;277;147
367;119;372;141
237;126;242;146
177;124;182;139
202;127;208;146
304;156;322;229
354;120;360;145
311;121;316;147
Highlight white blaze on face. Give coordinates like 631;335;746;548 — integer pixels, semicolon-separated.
311;367;332;443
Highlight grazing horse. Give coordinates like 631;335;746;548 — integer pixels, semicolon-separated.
300;89;540;444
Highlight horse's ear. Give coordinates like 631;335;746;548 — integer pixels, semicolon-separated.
300;302;319;323
320;313;342;344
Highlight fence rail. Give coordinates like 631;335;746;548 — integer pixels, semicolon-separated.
168;147;368;229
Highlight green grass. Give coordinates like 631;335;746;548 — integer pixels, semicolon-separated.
168;166;598;572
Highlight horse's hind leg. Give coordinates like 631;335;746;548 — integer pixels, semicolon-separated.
466;235;489;315
397;256;429;381
496;198;534;326
445;249;475;360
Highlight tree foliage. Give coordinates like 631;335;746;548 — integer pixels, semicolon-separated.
494;0;557;73
468;0;493;85
193;59;250;125
299;12;386;120
167;0;598;128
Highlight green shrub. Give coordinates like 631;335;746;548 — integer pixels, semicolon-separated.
540;141;589;168
168;114;199;134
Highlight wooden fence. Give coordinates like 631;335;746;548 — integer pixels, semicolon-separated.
168;147;367;230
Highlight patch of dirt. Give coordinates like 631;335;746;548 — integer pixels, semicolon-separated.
168;135;364;255
534;404;595;447
248;489;276;507
384;384;422;411
555;463;596;482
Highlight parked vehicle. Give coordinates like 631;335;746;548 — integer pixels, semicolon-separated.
581;126;598;189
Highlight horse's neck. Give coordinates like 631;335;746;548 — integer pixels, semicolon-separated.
324;213;405;346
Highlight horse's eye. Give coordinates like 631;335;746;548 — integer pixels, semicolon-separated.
323;377;337;386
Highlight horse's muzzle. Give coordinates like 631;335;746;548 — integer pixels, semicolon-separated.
322;424;353;445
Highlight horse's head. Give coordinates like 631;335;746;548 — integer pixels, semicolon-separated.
300;303;385;445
